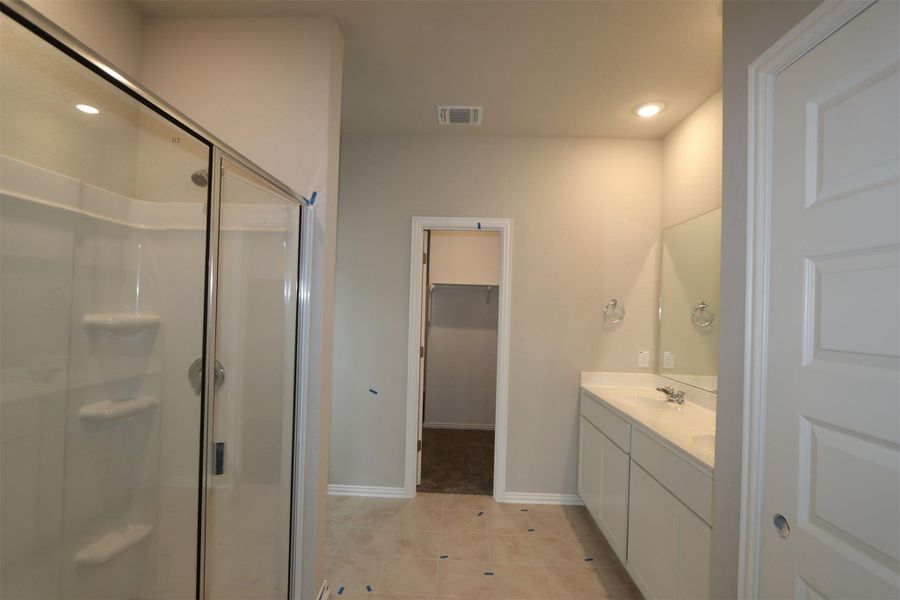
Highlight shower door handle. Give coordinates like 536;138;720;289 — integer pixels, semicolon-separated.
188;358;225;395
214;442;225;475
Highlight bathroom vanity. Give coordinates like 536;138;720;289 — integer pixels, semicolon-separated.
577;374;715;600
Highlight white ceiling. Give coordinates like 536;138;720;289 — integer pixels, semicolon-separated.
133;1;723;138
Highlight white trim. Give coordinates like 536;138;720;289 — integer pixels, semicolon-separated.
315;580;329;600
739;2;875;598
327;484;408;498
423;422;496;431
503;492;584;506
405;216;513;502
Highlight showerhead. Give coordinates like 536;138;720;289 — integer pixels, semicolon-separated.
191;169;209;187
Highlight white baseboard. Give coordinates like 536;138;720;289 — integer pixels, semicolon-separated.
503;492;584;506
327;484;410;498
316;580;329;600
423;422;495;431
327;484;581;506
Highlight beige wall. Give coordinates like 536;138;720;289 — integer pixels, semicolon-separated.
713;2;821;597
662;90;723;228
429;230;500;285
140;17;338;198
28;0;144;78
331;134;661;493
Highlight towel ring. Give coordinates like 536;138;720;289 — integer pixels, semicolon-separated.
603;299;626;324
691;301;715;327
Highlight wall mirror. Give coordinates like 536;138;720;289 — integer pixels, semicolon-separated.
658;208;721;392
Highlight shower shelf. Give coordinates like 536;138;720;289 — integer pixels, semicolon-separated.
82;313;161;331
73;524;152;566
78;396;158;421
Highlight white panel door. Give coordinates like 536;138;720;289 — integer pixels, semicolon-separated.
760;1;900;598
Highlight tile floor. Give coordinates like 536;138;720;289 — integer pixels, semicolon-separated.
325;493;642;599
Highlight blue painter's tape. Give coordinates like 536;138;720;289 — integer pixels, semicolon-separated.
366;585;372;592
484;571;494;576
585;557;594;562
528;528;535;532
368;388;378;395
308;191;318;206
477;222;482;229
520;508;528;512
440;555;448;559
477;511;484;516
337;586;344;595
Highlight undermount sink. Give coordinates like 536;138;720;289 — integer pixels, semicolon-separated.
691;433;715;455
611;394;671;411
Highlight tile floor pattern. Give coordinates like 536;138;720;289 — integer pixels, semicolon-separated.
326;493;643;600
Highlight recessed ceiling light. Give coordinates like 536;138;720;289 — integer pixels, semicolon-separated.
76;104;99;114
634;102;665;118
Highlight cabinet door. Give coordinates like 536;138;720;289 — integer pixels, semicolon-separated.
628;461;712;600
628;462;679;600
598;429;629;561
677;506;711;600
578;417;629;561
579;416;604;522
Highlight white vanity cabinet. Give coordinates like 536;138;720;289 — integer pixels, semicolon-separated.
578;387;713;600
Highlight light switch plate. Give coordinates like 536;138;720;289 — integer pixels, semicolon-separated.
663;351;675;369
637;351;650;368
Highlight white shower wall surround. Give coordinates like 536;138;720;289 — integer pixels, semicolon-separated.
0;155;293;598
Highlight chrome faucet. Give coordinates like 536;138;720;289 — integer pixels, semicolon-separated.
656;386;685;405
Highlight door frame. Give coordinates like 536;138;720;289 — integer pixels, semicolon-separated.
404;216;513;500
739;1;877;597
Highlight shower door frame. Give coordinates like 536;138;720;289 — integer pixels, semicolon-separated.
0;2;315;598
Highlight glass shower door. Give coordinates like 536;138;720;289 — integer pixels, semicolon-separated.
0;10;211;600
203;157;301;599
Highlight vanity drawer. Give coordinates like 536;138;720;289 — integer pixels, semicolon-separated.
631;429;712;525
580;392;631;453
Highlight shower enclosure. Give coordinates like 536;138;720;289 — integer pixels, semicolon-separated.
0;3;310;599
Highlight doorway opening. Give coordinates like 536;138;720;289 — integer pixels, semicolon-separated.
404;217;512;499
418;229;500;494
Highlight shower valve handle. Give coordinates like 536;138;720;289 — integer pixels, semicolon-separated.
188;358;225;395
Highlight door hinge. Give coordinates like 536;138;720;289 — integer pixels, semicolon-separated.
420;345;425;358
417;439;422;452
423;251;427;264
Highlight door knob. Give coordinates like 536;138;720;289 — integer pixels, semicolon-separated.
773;513;791;539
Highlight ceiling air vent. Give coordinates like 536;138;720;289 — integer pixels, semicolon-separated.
437;106;483;125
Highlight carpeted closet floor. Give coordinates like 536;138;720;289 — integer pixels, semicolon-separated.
417;428;494;495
